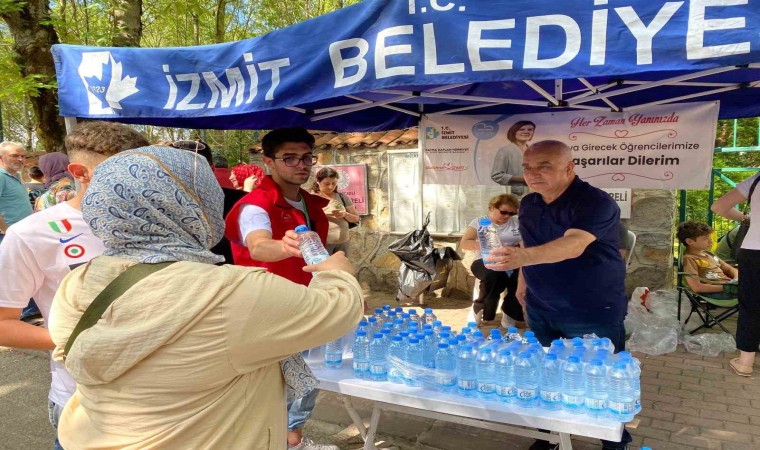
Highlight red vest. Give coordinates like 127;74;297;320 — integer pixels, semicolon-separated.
225;175;329;286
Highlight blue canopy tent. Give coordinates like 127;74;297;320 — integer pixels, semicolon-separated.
51;0;760;131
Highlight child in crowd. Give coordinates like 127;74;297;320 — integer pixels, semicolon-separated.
677;221;739;299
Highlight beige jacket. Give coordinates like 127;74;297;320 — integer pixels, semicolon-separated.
49;256;363;450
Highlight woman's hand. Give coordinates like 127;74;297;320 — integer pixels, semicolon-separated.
242;176;257;192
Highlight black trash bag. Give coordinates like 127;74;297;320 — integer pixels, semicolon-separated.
389;214;460;302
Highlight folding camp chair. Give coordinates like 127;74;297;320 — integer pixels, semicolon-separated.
676;247;739;335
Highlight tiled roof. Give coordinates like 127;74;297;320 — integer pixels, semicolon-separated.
249;128;418;153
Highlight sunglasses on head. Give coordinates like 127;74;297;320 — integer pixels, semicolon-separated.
171;140;207;151
497;209;517;216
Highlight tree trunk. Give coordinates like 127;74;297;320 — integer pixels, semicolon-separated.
111;0;143;47
1;0;66;152
214;0;226;43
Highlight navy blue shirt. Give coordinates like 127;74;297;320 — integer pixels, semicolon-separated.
519;176;627;323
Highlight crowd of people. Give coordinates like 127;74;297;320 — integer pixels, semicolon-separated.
0;124;755;450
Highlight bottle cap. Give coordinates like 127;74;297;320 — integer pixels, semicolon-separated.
433;320;442;326
442;326;452;332
462;345;473;351
589;359;603;366
409;309;417;314
424;330;433;336
479;218;493;226
524;331;535;338
422;324;432;330
394;319;403;324
359;320;368;326
373;333;383;339
457;335;467;342
613;362;627;369
473;331;484;338
467;322;477;328
425;308;433;313
545;353;558;360
527;337;538;344
508;327;518;333
368;317;377;323
449;339;458;346
395;307;403;313
499;349;512;356
568;356;580;363
383;305;391;310
375;308;383;314
294;225;309;233
461;327;471;334
409;338;419;344
438;343;448;349
356;330;367;336
552;339;565;347
381;329;391;335
490;329;501;337
392;336;402;342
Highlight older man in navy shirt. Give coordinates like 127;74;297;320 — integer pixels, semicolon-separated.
487;140;630;450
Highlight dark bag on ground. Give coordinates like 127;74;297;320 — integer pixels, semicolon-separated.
729;176;760;261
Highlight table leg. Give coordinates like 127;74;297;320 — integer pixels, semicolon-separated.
363;405;382;450
558;433;573;450
340;395;368;441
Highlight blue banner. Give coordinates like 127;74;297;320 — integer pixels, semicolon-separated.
52;0;760;129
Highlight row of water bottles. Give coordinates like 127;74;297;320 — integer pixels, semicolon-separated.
327;312;641;423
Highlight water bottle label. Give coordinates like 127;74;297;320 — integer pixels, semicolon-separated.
540;391;561;402
458;379;476;390
370;364;387;375
325;354;342;364
562;394;585;406
585;398;607;410
436;375;456;386
477;383;495;394
516;387;537;399
608;401;635;414
496;385;516;397
353;361;369;372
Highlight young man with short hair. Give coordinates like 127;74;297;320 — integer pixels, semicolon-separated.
0;122;149;449
225;128;338;450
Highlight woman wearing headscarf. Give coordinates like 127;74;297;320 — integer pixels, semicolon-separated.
490;120;536;196
48;146;363;449
35;152;76;211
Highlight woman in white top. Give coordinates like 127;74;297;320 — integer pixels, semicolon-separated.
312;167;360;255
712;173;760;377
459;194;523;327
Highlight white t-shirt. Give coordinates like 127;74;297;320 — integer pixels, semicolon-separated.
0;202;105;406
237;198;306;242
737;173;760;250
467;215;522;260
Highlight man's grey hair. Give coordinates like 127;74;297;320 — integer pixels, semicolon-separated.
526;140;572;162
0;141;25;156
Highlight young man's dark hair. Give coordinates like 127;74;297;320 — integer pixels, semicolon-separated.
261;128;315;158
28;166;44;180
677;221;713;245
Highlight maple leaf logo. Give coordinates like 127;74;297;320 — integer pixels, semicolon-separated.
82;54;138;111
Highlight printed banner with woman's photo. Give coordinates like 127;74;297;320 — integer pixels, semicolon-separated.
421;102;719;189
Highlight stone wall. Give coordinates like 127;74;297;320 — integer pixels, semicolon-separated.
254;147;678;296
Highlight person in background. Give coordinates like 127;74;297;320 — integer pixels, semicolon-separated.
678;221;738;300
230;163;265;192
225;128;337;450
0;121;150;450
491;120;536;196
25;166;46;206
49;145;363;450
212;154;236;189
165;139;245;265
0;142;33;245
312;167;360;255
34;152;76;211
712;174;760;377
486;140;631;450
459;193;523;328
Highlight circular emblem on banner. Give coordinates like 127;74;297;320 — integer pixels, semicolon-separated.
64;244;85;259
337;169;350;190
472;120;500;140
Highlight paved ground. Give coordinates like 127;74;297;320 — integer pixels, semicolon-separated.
1;290;757;450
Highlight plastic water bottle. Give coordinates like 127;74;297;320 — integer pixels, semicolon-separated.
367;317;381;335
387;336;405;384
523;330;535;343
401;313;411;328
422;330;437;369
467;322;477;330
294;225;329;265
585;359;608;418
391;318;404;336
548;339;566;358
561;356;586;414
432;320;443;336
476;345;496;398
514;351;539;408
489;329;502;341
619;353;642;413
607;362;636;422
423;308;438;325
495;349;516;403
380;327;392;345
404;338;424;386
539;353;562;411
505;327;521;343
373;308;384;323
356;319;368;334
435;343;457;392
456;345;477;397
448;337;459;352
477;218;503;264
470;330;485;349
460;327;472;339
324;337;343;369
352;330;370;379
408;309;420;323
438;331;452;345
369;333;388;381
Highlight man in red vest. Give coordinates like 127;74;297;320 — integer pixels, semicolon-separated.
225;128;335;450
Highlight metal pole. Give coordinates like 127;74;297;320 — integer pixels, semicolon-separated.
679;190;686;223
707;170;716;226
0;102;4;142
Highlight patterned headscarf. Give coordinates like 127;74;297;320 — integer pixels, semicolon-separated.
39;152;72;188
83;146;225;264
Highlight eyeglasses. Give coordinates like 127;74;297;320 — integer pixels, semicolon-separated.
498;209;517;216
272;154;316;167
